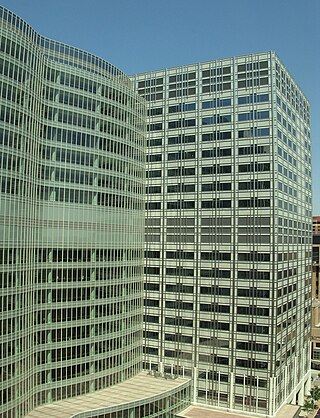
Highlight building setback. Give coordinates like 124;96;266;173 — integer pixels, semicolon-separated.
131;51;312;417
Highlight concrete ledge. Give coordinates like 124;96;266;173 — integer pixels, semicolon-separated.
25;372;191;418
176;403;301;418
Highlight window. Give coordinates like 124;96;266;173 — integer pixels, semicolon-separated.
202;165;231;175
146;170;161;178
238;145;270;155
144;267;160;275
238;198;270;208
165;334;193;344
166;251;194;260
238;93;269;105
165;317;193;327
147;154;162;162
168;151;195;161
145;250;160;258
167;200;195;209
200;269;230;279
238;127;269;138
201;182;231;192
238;110;269;121
144;298;160;308
168;134;195;145
237;324;269;334
199;320;229;331
146;186;161;194
202;131;231;141
143;331;159;339
147;138;162;147
201;251;231;261
200;286;230;296
169;103;196;113
236;359;268;369
166;300;193;310
237;306;269;317
167;184;195;193
168;167;195;177
200;303;230;313
166;284;193;293
202;114;231;125
237;288;270;298
238;252;270;262
238;180;270;190
238;162;270;172
147;107;163;116
202;148;231;158
144;283;160;291
201;200;231;209
144;315;159;323
168;118;195;129
202;98;231;109
146;202;161;210
166;267;194;277
147;123;162;131
238;270;270;280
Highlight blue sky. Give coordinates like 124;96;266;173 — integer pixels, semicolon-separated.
1;0;319;213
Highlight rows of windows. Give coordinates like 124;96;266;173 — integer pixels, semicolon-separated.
146;199;272;210
147;144;270;164
278;145;297;167
145;128;271;146
145;251;271;263
275;61;309;123
277;111;297;137
147;98;236;114
276;95;297;123
0;247;141;265
42;126;143;159
55;71;97;94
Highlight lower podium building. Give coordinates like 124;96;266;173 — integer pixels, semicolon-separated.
131;52;312;417
0;7;191;418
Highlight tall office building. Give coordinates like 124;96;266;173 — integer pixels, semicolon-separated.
0;7;146;418
131;52;312;417
0;8;192;418
311;216;320;369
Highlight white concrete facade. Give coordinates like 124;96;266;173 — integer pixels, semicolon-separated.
131;51;312;417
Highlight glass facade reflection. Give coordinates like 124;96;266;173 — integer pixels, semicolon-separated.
0;7;145;418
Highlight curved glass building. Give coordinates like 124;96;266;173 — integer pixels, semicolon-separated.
0;7;146;417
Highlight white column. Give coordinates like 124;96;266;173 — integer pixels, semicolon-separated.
159;361;163;374
205;369;208;404
243;375;246;410
298;387;304;406
305;370;311;395
284;365;288;399
218;371;221;407
268;376;275;416
229;372;234;409
193;366;197;403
